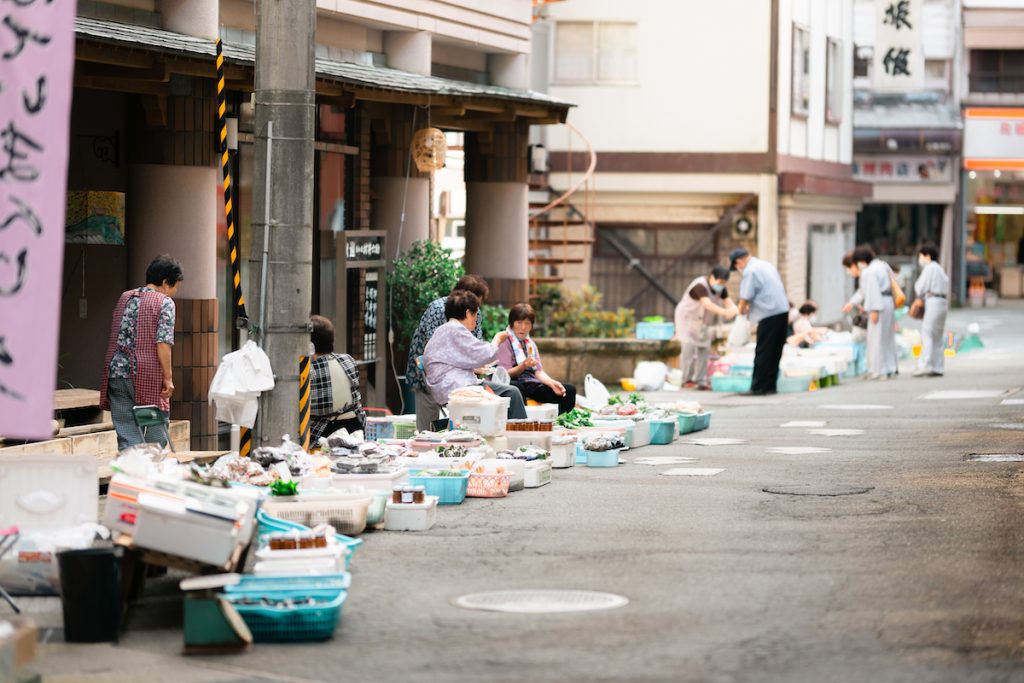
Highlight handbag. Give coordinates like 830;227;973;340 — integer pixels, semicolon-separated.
890;276;907;308
909;298;925;320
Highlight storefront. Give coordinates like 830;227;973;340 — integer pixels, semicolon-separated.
962;107;1024;302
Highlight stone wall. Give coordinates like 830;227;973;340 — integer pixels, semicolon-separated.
535;338;682;388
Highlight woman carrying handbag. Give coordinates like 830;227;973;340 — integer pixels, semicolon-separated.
911;243;949;377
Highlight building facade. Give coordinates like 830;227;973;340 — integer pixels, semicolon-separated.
60;0;568;446
852;0;962;299
533;0;868;323
959;0;1024;301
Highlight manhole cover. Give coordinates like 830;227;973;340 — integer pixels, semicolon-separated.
453;590;628;614
763;484;874;496
966;453;1024;462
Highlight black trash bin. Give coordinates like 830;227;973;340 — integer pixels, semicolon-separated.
57;547;123;642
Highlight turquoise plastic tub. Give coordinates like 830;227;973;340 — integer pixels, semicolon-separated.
407;469;469;505
677;413;699;434
694;411;712;431
711;375;752;393
575;442;588;464
636;322;675;340
584;448;620;467
225;590;347;642
224;573;351;601
650;420;675;445
777;375;813;393
256;510;362;569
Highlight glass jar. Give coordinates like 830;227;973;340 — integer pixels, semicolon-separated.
392;485;404;504
401;486;414;504
413;485;425;504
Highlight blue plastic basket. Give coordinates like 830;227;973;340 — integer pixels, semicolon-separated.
255;509;363;569
711;375;752;393
224;590;347;642
650;420;675;445
635;322;675;340
224;573;351;601
363;418;394;441
584;448;620;467
694;411;712;431
407;469;469;505
575;442;588;464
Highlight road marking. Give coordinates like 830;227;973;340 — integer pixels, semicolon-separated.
921;389;1009;400
1000;398;1024;406
685;437;746;446
660;468;724;476
453;590;629;614
781;420;827;428
767;446;832;454
991;423;1024;431
632;456;698;465
821;404;893;411
807;429;864;437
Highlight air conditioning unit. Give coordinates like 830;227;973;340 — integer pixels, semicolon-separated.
732;213;756;241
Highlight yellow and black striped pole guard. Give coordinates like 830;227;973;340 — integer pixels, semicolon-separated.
299;356;311;451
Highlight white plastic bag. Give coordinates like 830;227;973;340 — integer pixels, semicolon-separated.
582;373;611;410
727;315;751;348
209;341;275;428
633;362;669;391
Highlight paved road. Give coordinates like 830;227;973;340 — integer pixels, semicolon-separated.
26;304;1024;683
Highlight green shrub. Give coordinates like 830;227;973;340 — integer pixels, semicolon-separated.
480;304;510;340
531;285;634;338
387;240;463;349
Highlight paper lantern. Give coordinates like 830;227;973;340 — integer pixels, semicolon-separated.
411;127;447;172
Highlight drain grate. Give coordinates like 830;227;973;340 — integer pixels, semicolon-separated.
453;590;628;614
763;484;874;496
966;453;1024;462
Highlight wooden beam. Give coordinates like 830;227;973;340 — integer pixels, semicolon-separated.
75;60;169;83
74;74;171;96
76;42;155;68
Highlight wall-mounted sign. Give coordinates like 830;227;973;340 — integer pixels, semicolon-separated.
873;0;924;92
853;156;953;183
964;108;1024;169
345;233;384;265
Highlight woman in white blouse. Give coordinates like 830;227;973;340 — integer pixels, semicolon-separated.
912;243;950;377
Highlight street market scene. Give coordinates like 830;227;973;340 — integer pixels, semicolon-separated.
1;0;1023;682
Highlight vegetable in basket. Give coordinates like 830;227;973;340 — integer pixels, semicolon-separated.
556;408;593;429
269;480;299;497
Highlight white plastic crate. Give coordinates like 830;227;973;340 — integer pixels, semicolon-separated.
446;397;510;437
505;432;554;452
383;496;439;531
525;404;559;422
262;494;373;536
524;460;552;488
133;493;243;567
549;438;576;468
631;420;652;448
330;468;409;493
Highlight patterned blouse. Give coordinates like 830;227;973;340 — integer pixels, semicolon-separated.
405;296;483;390
310;352;365;441
109;287;176;379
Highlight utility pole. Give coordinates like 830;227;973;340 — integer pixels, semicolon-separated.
250;0;316;445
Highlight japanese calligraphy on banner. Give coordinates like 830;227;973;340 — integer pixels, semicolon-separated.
873;0;924;92
0;1;76;439
853;156;953;184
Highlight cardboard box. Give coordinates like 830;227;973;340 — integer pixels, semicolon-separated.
0;619;37;678
998;266;1022;299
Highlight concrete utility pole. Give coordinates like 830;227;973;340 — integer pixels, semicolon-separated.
250;0;316;445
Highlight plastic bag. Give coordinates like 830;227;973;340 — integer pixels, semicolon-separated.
633;362;668;391
582;373;610;410
727;315;751;348
209;341;275;428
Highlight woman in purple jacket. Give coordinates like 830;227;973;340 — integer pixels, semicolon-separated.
496;304;577;415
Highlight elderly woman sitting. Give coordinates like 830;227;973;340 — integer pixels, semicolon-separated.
496;303;577;415
787;301;829;348
423;290;528;420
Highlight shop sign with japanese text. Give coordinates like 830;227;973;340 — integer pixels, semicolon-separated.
853;156;953;183
0;0;76;439
873;0;924;92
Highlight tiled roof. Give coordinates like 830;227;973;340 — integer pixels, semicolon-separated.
74;16;572;110
854;102;962;130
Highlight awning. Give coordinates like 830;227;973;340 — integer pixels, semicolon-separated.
74;16;572;120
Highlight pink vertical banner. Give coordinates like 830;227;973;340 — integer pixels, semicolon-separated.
0;1;76;439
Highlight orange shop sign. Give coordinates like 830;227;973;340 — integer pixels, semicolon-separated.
964;108;1024;170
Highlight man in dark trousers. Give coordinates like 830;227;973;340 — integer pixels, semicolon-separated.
730;248;789;395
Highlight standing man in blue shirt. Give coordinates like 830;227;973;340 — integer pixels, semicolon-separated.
730;248;790;395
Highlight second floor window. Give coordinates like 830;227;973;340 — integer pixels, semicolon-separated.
970;50;1024;94
792;25;810;116
555;21;638;84
827;38;843;123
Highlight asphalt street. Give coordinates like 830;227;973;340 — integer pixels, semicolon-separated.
22;303;1024;683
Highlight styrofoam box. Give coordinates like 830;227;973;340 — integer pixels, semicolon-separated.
524;460;552;488
133;493;242;567
254;556;343;576
631;420;651;448
384;495;439;531
254;541;348;566
447;398;510;436
549;440;576;468
525;404;559;422
505;432;554;452
331;468;409;493
478;459;525;491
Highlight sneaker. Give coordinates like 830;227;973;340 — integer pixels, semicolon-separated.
912;369;929;377
683;382;698;389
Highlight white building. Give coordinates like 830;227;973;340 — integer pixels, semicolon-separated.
533;0;868;322
851;0;962;295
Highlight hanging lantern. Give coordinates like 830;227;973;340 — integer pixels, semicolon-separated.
411;127;447;172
